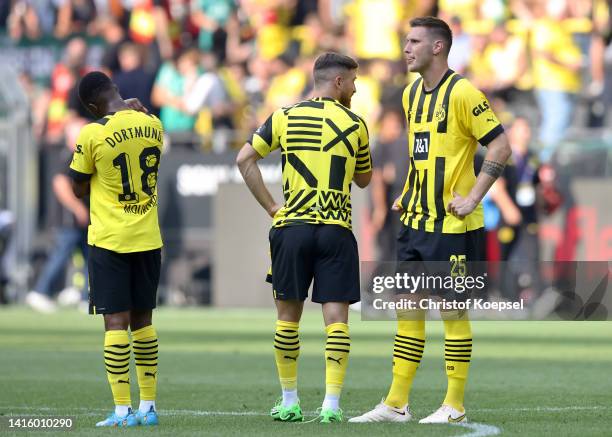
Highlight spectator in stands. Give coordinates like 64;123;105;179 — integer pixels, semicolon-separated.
54;0;97;39
45;37;90;145
99;16;129;75
183;52;235;152
370;108;409;263
344;0;404;62
114;42;157;113
151;48;200;133
26;120;90;313
447;16;472;75
530;0;583;161
191;0;235;61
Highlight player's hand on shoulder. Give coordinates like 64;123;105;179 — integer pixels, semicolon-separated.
447;191;478;219
124;98;149;113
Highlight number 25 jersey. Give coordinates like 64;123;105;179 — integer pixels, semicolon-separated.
70;110;164;253
400;70;504;234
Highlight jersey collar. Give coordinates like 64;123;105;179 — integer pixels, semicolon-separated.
422;69;455;95
312;97;338;103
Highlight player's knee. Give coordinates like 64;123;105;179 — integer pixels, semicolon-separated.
104;312;130;331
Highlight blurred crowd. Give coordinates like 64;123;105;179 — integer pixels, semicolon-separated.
2;0;612;309
3;0;612;152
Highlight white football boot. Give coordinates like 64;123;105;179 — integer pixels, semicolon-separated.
419;404;466;424
349;400;412;423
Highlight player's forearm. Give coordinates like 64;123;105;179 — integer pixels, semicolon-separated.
468;135;512;204
236;148;277;216
53;174;86;214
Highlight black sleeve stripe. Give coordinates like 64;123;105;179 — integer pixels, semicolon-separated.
68;168;92;182
355;164;371;171
479;124;505;147
253;114;274;146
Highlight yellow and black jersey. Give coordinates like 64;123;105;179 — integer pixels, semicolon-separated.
251;97;371;230
399;70;504;234
69;109;164;253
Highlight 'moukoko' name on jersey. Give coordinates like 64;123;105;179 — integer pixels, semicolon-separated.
70;110;164;253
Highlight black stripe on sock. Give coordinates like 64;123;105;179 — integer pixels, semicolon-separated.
274;339;299;346
326;341;351;346
445;359;471;363
327;335;350;339
274;345;300;351
104;356;129;363
394;344;424;355
133;350;158;356
107;343;130;348
326;347;350;353
133;339;157;344
395;338;425;350
393;349;422;360
105;362;130;369
396;334;425;343
132;345;158;350
445;338;472;342
104;349;130;357
275;332;298;339
393;354;420;363
106;369;129;375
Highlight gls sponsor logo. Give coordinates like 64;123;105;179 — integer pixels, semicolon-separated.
471;100;490;116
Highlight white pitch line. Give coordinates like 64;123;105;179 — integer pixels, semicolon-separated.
454;422;501;437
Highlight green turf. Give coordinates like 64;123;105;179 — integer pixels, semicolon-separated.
0;307;611;436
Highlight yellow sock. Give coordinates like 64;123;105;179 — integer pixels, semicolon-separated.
132;325;158;402
324;323;350;397
104;330;131;407
274;320;300;390
442;317;472;411
385;314;425;409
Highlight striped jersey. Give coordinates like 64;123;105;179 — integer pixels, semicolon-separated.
250;97;372;230
399;70;504;233
69;110;164;252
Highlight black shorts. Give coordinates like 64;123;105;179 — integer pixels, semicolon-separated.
88;245;161;315
267;224;360;304
397;225;485;262
396;226;486;300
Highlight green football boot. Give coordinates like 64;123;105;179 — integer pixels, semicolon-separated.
318;408;343;423
270;399;304;422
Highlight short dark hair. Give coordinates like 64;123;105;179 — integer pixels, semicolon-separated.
78;71;114;106
409;16;453;54
313;52;358;85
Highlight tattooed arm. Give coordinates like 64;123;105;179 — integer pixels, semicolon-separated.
447;133;512;219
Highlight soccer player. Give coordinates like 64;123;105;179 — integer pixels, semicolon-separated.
236;52;372;423
349;17;511;424
69;71;164;427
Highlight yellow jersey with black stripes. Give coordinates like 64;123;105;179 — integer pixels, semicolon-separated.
399;70;504;234
251;97;372;230
69;109;164;253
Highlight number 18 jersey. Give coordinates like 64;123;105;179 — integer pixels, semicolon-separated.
69;110;164;253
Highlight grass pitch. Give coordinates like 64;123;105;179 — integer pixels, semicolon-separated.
0;307;611;436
